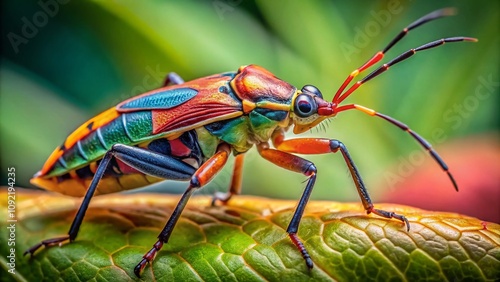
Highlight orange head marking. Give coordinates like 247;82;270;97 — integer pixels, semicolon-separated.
231;65;296;104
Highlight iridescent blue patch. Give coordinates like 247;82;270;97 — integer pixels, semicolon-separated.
118;88;198;110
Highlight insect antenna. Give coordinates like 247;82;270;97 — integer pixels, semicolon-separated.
332;8;475;104
335;104;459;191
336;36;476;104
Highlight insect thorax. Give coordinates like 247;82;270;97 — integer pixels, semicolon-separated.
204;107;289;153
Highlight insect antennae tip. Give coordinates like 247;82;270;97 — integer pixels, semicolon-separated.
447;172;459;191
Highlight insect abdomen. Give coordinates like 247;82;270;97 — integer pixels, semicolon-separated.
47;111;154;177
31;110;161;195
31;130;205;197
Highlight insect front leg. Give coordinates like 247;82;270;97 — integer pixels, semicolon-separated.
212;153;244;205
134;143;231;277
266;130;409;269
24;144;196;257
274;135;410;228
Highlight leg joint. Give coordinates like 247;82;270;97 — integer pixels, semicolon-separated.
329;139;344;152
190;176;201;188
304;163;317;177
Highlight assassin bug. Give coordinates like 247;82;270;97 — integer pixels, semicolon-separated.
26;8;476;277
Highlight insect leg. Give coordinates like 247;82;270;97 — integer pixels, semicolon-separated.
24;144;196;256
257;142;317;269
279;137;409;227
269;132;411;269
134;144;231;277
163;72;185;86
212;153;245;205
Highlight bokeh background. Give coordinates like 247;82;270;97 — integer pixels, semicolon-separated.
1;1;498;222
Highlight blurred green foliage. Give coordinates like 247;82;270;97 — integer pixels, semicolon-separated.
1;1;498;201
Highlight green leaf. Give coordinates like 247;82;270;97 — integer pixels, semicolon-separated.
1;189;499;281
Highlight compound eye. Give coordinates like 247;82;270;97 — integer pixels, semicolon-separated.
294;94;317;118
301;85;323;99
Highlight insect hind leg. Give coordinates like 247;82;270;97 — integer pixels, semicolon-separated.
24;144;196;257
